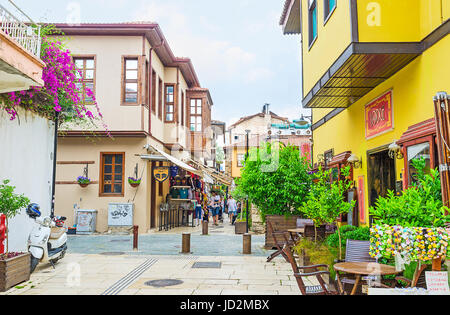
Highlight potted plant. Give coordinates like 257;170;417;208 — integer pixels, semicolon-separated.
238;144;312;248
128;177;141;188
300;165;355;260
0;180;31;292
77;176;91;188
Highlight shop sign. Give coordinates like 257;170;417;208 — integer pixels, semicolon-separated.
365;90;393;139
153;167;169;183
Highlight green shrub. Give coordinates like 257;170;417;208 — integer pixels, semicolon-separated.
326;226;370;250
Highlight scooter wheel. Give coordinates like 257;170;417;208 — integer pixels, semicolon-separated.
30;256;39;273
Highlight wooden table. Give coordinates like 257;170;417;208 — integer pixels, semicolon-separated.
287;228;305;244
334;262;401;295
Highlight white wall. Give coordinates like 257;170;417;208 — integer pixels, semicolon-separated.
0;108;54;252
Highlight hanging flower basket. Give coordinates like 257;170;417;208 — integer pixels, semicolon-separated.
77;176;91;188
128;177;141;188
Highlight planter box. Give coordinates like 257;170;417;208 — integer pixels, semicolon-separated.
265;215;301;249
0;253;30;292
235;221;247;235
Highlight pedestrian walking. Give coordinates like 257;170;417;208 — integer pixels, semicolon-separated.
227;195;237;225
194;189;202;226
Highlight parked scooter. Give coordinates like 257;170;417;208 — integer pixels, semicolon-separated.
26;204;68;273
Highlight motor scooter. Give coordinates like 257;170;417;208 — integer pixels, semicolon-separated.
26;204;68;273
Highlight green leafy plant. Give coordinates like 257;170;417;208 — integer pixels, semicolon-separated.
0;180;30;255
326;226;370;249
370;158;449;228
238;143;312;221
300;166;356;258
294;238;338;280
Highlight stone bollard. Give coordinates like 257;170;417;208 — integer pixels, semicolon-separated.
133;225;139;251
182;233;191;254
243;233;251;255
202;221;208;235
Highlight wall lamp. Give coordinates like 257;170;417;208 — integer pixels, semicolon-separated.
388;141;404;160
347;154;362;169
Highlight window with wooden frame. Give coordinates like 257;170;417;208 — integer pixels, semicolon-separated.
402;136;437;187
398;119;437;188
151;69;156;113
100;153;125;196
158;77;163;120
165;84;175;122
190;98;202;132
308;0;318;47
122;57;139;105
324;0;337;24
74;56;96;104
237;154;245;167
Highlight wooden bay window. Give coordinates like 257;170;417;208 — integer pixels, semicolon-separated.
165;84;175;122
121;57;140;105
74;56;96;104
190;98;202;132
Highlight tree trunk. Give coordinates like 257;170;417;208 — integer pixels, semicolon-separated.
337;223;342;260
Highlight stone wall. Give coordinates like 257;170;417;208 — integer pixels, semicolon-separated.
250;204;265;235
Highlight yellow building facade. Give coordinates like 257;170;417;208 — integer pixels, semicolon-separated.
281;0;449;226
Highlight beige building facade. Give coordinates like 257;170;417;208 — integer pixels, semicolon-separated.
53;23;213;234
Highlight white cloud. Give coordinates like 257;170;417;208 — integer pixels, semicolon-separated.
134;2;269;84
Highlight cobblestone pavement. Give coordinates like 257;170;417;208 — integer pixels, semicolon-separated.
1;216;318;295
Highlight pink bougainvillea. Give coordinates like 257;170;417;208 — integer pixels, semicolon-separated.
0;29;109;135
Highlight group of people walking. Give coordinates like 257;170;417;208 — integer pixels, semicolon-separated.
194;190;242;227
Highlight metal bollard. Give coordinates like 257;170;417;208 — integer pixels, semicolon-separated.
243;233;251;255
202;221;208;235
133;225;138;251
182;233;191;254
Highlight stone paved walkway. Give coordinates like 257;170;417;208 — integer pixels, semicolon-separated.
1;215;319;295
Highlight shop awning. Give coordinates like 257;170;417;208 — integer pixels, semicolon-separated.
187;158;233;186
141;146;202;176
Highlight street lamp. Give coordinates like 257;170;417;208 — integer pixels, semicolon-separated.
245;130;250;233
297;114;312;126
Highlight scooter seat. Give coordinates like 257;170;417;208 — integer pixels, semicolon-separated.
50;227;65;239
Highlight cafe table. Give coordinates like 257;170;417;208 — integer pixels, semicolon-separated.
287;228;305;244
334;262;401;295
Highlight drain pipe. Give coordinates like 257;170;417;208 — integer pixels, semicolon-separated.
50;112;59;218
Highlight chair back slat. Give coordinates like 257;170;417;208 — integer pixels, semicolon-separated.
304;224;326;240
345;239;376;263
297;219;314;228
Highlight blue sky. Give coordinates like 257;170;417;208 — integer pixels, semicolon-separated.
6;0;310;127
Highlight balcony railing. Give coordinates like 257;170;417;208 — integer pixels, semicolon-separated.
0;4;41;58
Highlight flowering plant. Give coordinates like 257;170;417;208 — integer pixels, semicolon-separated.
128;177;141;185
0;25;107;133
370;225;450;263
76;176;91;185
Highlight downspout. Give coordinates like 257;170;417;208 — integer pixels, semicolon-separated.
51;112;59;218
149;47;153;136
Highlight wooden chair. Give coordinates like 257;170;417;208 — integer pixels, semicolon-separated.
395;264;428;289
336;239;394;294
266;220;291;263
283;245;337;295
303;224;326;240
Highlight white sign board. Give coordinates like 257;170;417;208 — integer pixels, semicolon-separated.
108;203;134;226
425;272;450;293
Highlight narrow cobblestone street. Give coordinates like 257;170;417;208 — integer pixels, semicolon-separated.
1;216;316;295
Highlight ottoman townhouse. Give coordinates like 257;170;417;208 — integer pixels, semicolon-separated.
52;22;214;234
280;0;449;226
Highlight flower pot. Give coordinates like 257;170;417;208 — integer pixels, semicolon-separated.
129;182;140;188
235;221;247;235
79;183;89;188
0;253;30;292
